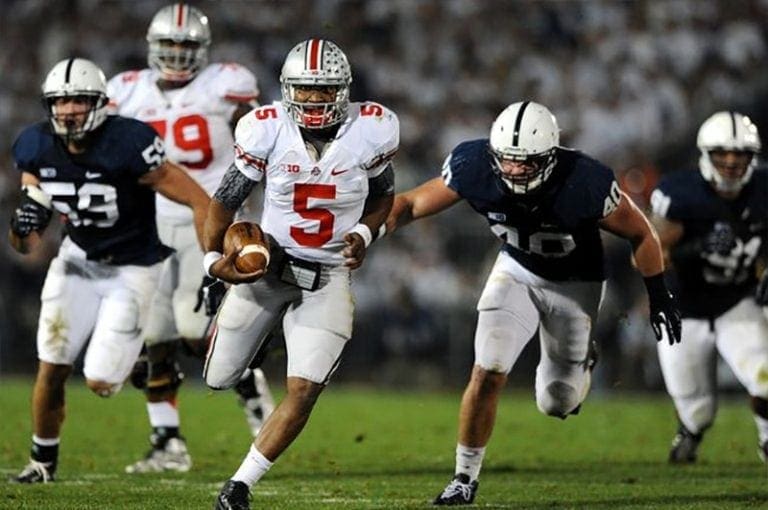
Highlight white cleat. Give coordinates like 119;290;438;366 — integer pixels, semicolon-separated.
125;437;192;473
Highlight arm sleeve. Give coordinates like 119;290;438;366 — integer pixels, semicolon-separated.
232;109;271;182
360;104;399;178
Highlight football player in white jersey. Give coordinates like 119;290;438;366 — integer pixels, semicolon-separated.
107;3;273;474
201;39;398;509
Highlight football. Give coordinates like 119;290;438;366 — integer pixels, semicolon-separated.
223;221;271;273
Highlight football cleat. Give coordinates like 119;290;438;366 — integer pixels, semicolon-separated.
11;459;56;483
236;369;275;437
214;479;251;510
125;437;192;473
433;474;479;506
668;424;703;464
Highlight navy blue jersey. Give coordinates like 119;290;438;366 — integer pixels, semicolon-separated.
12;116;173;265
444;140;620;281
651;168;768;319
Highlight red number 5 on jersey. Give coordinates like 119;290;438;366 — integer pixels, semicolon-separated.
291;183;336;247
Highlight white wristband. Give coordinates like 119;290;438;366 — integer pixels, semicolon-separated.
349;223;373;248
203;251;223;277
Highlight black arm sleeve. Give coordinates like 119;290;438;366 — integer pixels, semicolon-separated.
213;164;257;211
368;164;395;198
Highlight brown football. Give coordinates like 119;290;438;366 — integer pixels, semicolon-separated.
223;221;271;273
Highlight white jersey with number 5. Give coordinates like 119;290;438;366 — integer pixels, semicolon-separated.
234;101;399;266
107;63;259;223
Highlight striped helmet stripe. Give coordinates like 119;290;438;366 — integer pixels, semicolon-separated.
175;3;187;28
64;58;75;84
306;39;323;71
512;101;531;146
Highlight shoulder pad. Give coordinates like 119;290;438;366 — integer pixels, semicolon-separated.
233;102;282;179
351;102;399;173
201;63;260;104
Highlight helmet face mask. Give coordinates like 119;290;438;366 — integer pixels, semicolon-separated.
41;58;108;142
489;101;560;194
280;39;352;129
147;3;211;82
697;111;761;195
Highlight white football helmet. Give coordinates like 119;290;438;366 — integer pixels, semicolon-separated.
697;111;761;194
280;39;352;129
489;101;560;194
41;58;109;141
147;3;211;82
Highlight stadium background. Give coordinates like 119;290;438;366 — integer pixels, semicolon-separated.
0;0;767;392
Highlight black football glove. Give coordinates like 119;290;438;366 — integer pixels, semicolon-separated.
703;222;737;256
756;271;768;306
644;274;682;345
10;190;52;237
194;275;226;317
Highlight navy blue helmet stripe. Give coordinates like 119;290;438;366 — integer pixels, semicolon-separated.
512;101;530;146
730;111;737;140
64;58;75;84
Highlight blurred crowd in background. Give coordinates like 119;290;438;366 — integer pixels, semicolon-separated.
1;0;767;391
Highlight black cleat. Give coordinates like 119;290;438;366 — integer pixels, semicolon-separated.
433;474;478;505
11;459;56;483
669;424;703;464
214;480;251;510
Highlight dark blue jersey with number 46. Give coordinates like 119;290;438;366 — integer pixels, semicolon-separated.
444;140;620;281
13;116;173;265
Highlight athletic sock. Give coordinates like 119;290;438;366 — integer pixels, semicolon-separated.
455;443;485;482
31;435;59;468
232;444;274;487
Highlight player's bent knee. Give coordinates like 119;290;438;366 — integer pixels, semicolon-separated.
86;378;123;398
537;381;579;418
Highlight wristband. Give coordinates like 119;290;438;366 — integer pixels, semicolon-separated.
643;273;667;298
349;223;373;248
203;251;223;277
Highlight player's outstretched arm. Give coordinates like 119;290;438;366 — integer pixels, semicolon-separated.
599;191;681;345
139;161;211;247
385;177;461;235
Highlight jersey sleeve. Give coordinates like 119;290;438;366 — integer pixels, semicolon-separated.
571;156;620;222
11;125;44;174
650;174;688;221
121;119;167;176
106;70;140;114
441;140;482;198
232;104;277;182
358;103;399;177
214;63;260;105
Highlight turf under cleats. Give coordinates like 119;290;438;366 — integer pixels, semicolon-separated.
433;474;479;505
214;480;251;510
12;459;56;483
125;436;192;473
668;424;703;464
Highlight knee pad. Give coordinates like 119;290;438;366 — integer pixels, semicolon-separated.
537;381;580;418
145;342;184;397
87;380;123;398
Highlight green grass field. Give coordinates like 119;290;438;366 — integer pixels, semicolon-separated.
1;377;766;509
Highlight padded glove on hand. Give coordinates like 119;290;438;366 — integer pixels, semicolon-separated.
194;275;226;317
644;274;682;345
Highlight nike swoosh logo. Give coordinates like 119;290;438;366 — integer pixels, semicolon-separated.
85;172;102;179
331;168;349;176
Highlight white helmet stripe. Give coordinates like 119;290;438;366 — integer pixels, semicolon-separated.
511;101;530;146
